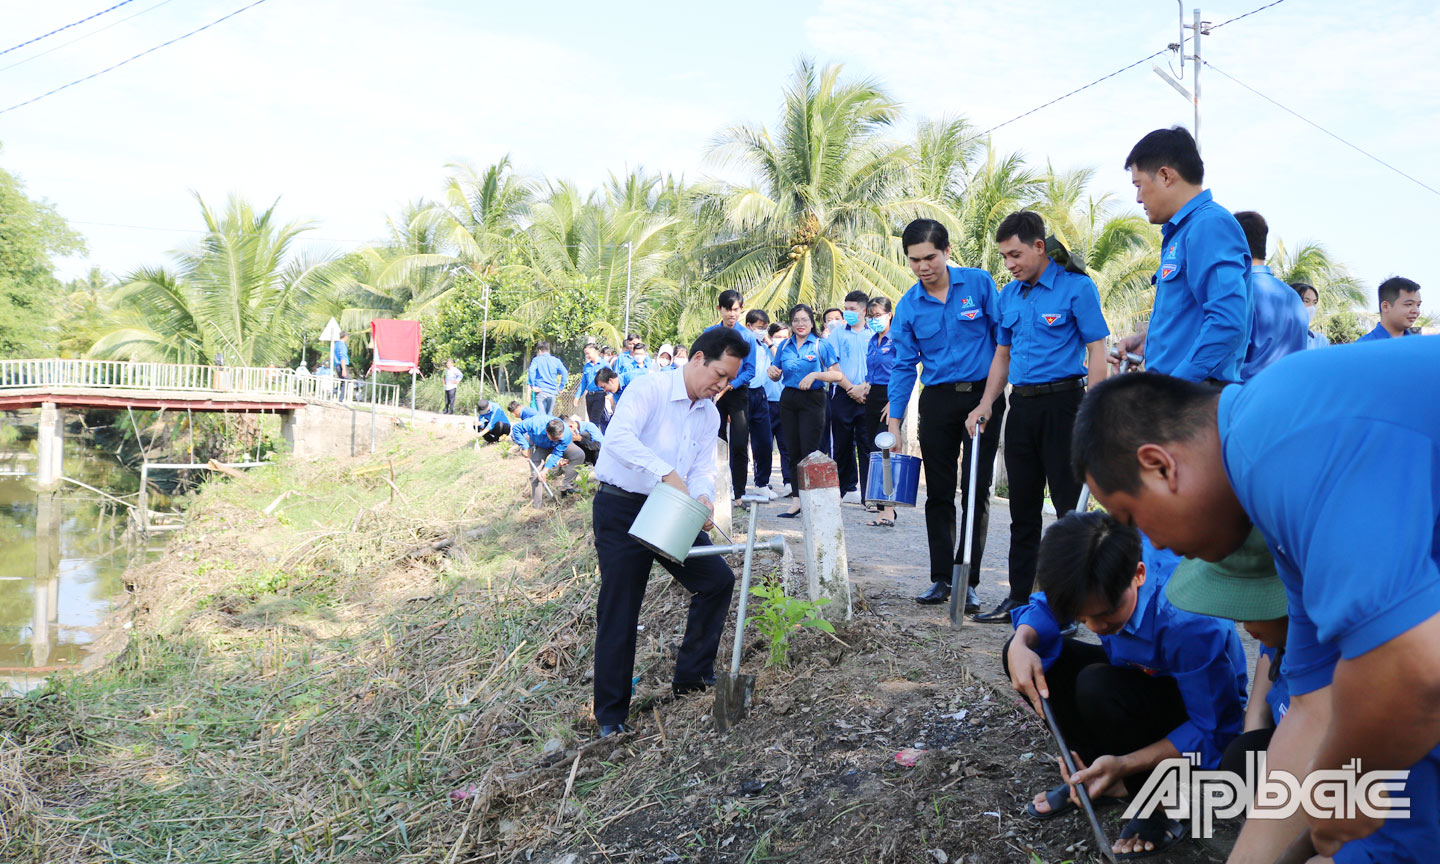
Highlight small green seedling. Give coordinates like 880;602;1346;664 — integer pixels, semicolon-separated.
746;581;834;668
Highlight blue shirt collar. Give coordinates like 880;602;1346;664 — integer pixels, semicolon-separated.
1027;259;1060;291
1165;188;1214;233
1121;573;1161;637
912;265;965;304
1251;263;1273;275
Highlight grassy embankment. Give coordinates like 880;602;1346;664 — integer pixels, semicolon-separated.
1;427;625;862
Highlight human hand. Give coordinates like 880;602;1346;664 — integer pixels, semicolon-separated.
767;366;782;382
1006;640;1049;717
1064;753;1126;806
847;384;866;403
662;471;690;497
964;405;990;438
697;494;715;531
520;448;532;460
558;458;570;468
885;418;904;455
1109;333;1145;369
799;373;817;390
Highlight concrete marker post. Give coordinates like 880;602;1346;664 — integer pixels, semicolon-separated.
797;450;852;622
36;402;61;488
713;439;734;538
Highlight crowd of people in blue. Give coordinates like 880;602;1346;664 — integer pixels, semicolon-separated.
458;126;1432;863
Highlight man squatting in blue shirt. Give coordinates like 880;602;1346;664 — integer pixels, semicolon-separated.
1003;511;1247;859
1072;335;1440;863
510;414;583;508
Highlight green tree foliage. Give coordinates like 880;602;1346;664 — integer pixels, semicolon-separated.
0;154;85;357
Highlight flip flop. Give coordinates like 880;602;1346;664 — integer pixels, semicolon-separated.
777;511;801;519
865;518;895;528
1115;813;1188;860
1024;784;1125;821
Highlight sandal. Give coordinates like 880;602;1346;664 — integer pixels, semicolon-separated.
1023;783;1125;821
865;518;895;528
1115;813;1188;860
777;510;801;519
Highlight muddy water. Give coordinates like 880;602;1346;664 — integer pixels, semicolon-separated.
0;437;153;695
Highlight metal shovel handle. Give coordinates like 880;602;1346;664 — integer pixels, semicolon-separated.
949;422;983;628
728;497;763;676
1042;697;1115;864
527;454;560;503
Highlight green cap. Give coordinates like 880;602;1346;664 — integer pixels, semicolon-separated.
1165;527;1288;622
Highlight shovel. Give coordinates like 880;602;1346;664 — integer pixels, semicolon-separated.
527;454;561;505
1042;697;1116;864
714;493;764;731
949;422;983;628
1074;352;1142;513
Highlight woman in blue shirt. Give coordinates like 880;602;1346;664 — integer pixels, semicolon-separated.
863;296;898;527
1290;282;1331;349
768;304;850;517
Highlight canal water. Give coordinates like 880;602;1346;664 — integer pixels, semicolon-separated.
0;434;153;695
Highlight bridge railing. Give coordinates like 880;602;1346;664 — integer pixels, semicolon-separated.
0;358;403;409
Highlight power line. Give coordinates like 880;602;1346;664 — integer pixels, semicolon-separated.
0;0;271;117
978;0;1291;137
0;0;179;76
1202;59;1440;199
0;1;138;58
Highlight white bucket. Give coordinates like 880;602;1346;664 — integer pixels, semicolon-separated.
628;482;710;563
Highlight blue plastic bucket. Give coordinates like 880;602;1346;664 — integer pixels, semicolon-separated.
865;452;920;508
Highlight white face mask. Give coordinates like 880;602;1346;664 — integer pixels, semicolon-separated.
1307;305;1317;324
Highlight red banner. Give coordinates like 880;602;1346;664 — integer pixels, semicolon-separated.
369;319;421;373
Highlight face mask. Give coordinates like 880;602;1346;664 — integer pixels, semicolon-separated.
1306;305;1317;324
843;310;860;327
825;319;841;332
867;316;888;333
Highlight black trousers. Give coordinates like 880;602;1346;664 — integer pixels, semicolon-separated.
1220;727;1275;778
716;387;749;499
577;433;601;466
829;388;868;495
444;388;457;414
917;384;1006;585
779;388;826;498
861;383;890;500
746;387;773;488
1004;387;1085;602
585;391;609;431
769;399;790;486
592;491;735;725
482;421;510;443
1002;637;1189;796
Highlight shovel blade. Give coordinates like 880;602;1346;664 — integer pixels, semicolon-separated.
712;671;755;732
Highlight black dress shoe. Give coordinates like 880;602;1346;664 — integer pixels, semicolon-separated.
965;587;981;614
916;582;951;605
672;675;717;697
599;722;633;738
973;598;1022;623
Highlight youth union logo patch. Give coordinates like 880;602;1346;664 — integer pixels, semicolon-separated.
962;310;979;320
961;296;974;308
1042;314;1063;326
1161;265;1176;279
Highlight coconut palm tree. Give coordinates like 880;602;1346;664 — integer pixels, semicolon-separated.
89;194;344;366
703;60;919;311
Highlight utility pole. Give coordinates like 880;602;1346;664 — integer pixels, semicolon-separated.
1152;3;1209;152
623;241;634;336
480;282;491;393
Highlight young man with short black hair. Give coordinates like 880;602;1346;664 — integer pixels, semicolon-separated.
1112;127;1250;384
970;211;1109;623
578;343;608;429
1233;211;1308;380
590;327;750;737
1072;337;1440;861
704;290;760;505
1356;276;1422;341
511;414;584;507
830;290;872;504
744;309;777;498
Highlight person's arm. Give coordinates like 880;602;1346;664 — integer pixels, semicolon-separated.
510;423;529;449
1157;622;1248;770
681;412;719;506
1244;652;1275;733
1226;687;1331;863
1170;223;1250;381
965;346;1009;437
527;360;539;392
1109;322;1148;370
1084;340;1107;388
1073;276;1110;387
556;357;568;390
546;426;573;469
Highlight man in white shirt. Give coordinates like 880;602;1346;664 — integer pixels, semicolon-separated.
591;326;750;738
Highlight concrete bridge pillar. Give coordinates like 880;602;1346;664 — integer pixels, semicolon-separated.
35;402;63;488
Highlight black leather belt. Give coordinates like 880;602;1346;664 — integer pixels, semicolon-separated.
935;379;989;393
598;482;647;501
1012;377;1087;398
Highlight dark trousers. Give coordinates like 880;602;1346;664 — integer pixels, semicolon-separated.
747;388;773;488
577;433;601;466
1002;637;1188;796
481;421;511;444
1220;727;1275;778
716;387;749;499
585;391;608;432
829;388;868;495
779;388;826;497
769;399;790;485
592;491;735;724
444;388;457;414
822;390;834;457
1004;387;1085;602
861;383;889;498
529;444;583;507
917;384;1006;585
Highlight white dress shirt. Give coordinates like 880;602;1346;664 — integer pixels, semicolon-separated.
594;368;720;501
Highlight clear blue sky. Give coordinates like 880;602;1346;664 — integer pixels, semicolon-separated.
2;0;1436;316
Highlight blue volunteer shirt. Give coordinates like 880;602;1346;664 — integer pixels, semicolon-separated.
1010;538;1247;769
996;260;1109;386
332;339;350;368
1240;264;1309;381
573;420;604;444
517;406;537;421
510;415;574;469
1356;321;1406;342
704;322;757;389
748;336;770;389
1257;645;1290;727
578;359;605;395
771;332;839;390
865;331;895;386
1148;189;1252;383
476;405;510;430
1219;336;1440;862
527;353;569;397
888;265;1000;419
828;326;868;386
